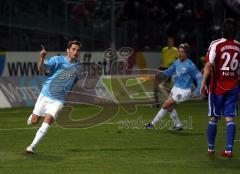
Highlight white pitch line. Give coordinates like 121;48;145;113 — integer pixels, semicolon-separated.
102;122;120;125
0;111;31;114
0;125;62;131
0;127;39;131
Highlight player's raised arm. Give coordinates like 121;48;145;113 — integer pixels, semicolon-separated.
163;62;176;77
38;45;47;72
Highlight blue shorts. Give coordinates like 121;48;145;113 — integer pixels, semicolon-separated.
208;86;239;117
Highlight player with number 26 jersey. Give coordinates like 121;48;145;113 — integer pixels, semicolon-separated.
201;18;240;157
205;38;240;95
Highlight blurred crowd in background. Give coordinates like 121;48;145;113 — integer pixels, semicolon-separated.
0;0;239;66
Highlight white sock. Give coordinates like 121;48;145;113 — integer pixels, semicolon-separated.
30;122;50;148
152;108;167;125
27;114;33;125
169;109;182;127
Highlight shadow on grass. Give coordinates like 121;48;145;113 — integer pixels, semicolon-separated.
23;153;64;162
208;156;240;169
66;147;176;153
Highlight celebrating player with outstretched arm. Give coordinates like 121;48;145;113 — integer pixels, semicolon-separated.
146;43;202;130
201;18;240;158
25;40;83;154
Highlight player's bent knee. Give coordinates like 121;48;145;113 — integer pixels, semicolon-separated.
225;117;234;122
167;105;176;112
162;104;169;110
162;99;176;110
209;116;218;122
31;114;41;124
44;115;55;125
31;118;38;124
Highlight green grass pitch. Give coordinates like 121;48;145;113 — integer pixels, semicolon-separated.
1;101;240;174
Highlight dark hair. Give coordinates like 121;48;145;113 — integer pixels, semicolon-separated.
67;40;82;49
167;36;175;41
179;43;190;55
222;18;237;40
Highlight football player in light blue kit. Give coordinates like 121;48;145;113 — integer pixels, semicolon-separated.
146;43;202;130
25;41;83;154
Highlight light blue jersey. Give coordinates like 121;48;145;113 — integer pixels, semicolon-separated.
163;59;202;95
41;56;83;103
